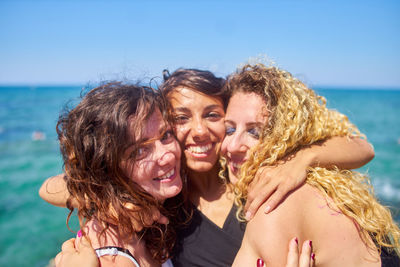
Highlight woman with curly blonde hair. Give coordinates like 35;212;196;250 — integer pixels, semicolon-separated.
222;64;400;266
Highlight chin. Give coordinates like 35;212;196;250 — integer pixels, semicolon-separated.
186;160;217;173
228;170;239;184
184;150;219;172
162;185;182;199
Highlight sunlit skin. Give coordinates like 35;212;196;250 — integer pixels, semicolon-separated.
120;109;182;201
168;87;226;173
167;87;235;229
221;92;267;184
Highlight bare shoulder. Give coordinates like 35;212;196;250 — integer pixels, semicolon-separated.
83;220;124;249
247;183;381;266
239;184;316;266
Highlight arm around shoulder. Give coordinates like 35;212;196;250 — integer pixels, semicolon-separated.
303;136;374;170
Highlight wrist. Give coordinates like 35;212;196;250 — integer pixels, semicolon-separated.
297;146;318;168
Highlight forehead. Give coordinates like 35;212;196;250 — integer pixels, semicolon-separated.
168;87;224;108
129;109;166;141
226;92;266;122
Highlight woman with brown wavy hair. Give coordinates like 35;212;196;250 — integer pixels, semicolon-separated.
55;82;183;266
221;64;400;266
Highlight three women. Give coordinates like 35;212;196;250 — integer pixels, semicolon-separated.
41;64;391;266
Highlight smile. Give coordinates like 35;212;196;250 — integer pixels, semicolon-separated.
186;143;213;157
154;168;176;182
231;161;242;168
229;158;246;173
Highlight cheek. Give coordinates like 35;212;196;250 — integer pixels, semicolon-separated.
128;161;152;185
174;125;188;143
211;122;226;141
171;139;182;159
220;137;229;155
247;139;260;152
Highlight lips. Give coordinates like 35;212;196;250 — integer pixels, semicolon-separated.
185;143;213;157
228;157;245;174
154;167;176;182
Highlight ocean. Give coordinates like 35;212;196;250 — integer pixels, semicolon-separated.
0;86;399;266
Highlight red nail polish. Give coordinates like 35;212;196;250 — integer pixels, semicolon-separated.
309;240;312;247
295;237;298;245
311;253;315;260
257;258;264;267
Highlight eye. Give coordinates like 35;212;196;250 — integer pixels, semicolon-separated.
248;127;261;139
225;126;236;135
136;145;150;159
205;112;222;121
161;130;174;143
174;114;189;124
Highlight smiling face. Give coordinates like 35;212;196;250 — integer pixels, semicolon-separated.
221;92;267;183
168;87;226;173
120;109;182;201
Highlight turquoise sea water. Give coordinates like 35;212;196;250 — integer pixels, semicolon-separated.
0;86;399;266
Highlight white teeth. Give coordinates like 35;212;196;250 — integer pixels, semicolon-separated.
231;162;241;168
187;144;212;154
157;168;175;180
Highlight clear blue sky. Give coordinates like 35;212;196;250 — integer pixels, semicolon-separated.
1;0;399;87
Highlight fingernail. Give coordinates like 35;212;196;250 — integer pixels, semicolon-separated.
245;211;252;221
264;205;271;214
311;253;315;260
309;240;312;247
295;237;298;245
257;258;264;267
77;230;82;238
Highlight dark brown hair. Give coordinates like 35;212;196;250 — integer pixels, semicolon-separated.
57;81;181;263
161;68;228;106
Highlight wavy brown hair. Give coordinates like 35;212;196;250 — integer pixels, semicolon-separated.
57;82;183;263
226;64;400;255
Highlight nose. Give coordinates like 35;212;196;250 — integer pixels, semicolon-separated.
227;132;247;154
156;142;177;166
191;117;208;141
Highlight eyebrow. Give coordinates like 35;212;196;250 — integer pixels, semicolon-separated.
173;104;224;113
136;122;169;145
224;120;264;128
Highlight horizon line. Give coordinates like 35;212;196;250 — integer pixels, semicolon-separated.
1;83;400;91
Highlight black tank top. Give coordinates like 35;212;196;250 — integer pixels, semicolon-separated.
381;245;400;267
172;204;246;267
172;204;399;266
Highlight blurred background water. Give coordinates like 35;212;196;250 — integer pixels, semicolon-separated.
0;86;399;266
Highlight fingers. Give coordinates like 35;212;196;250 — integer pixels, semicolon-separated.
245;179;287;220
55;236;98;267
285;238;314;267
256;258;265;267
299;240;314;267
55;251;62;266
56;238;77;267
245;187;273;221
286;237;300;267
77;236;93;251
262;185;288;215
61;238;77;253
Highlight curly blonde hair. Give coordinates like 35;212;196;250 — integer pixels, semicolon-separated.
226;64;400;254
